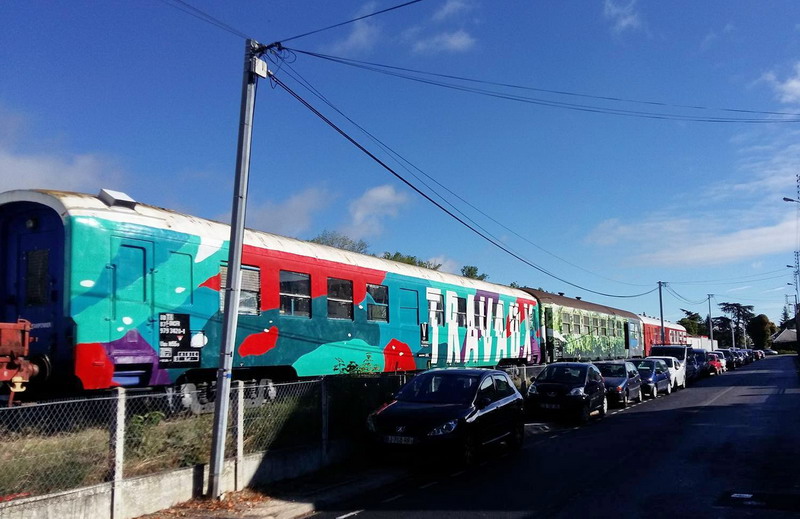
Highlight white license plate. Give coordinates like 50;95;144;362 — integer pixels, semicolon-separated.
384;435;415;445
541;403;560;409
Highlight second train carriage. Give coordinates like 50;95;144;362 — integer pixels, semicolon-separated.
0;189;542;396
523;289;643;362
639;315;687;356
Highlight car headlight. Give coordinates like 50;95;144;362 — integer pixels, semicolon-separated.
428;419;459;436
527;384;538;395
568;387;585;396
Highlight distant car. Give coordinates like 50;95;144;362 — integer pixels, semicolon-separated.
715;349;738;370
691;349;712;377
647;356;686;390
526;362;607;423
595;360;643;407
706;352;724;375
632;359;671;398
649;345;692;371
685;354;701;382
764;349;778;356
367;368;525;465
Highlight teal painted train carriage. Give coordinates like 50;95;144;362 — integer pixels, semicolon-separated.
0;189;542;395
522;289;643;362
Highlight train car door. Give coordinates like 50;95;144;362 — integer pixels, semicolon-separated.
110;237;155;355
1;205;65;372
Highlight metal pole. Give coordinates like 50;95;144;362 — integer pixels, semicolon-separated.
658;281;666;344
707;295;714;344
209;38;265;499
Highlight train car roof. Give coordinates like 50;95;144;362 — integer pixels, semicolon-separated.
638;314;686;331
521;288;640;320
0;189;536;301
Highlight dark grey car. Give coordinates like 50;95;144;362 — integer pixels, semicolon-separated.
594;360;642;407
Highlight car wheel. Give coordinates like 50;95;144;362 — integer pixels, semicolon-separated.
636;387;643;403
509;422;524;451
666;382;672;395
598;396;607;418
621;390;629;407
577;404;591;424
682;379;687;389
461;433;478;466
651;386;659;399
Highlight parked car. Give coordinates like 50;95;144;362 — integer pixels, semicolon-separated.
367;368;525;465
764;349;778;356
685;354;701;383
632;359;671;398
595;360;643;407
649;345;692;371
716;348;738;369
647;356;686;390
526;362;607;423
691;349;712;377
706;352;724;375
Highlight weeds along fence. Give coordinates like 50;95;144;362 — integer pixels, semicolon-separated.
0;375;406;502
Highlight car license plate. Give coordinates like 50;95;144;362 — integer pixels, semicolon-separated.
384;435;415;445
541;403;560;409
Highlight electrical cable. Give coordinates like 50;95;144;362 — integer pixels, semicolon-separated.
266;49;654;288
268;70;658;299
274;0;427;45
158;0;251;40
285;48;800;124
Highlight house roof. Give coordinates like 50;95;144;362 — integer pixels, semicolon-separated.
772;328;797;343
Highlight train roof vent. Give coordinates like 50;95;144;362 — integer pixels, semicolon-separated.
98;189;137;209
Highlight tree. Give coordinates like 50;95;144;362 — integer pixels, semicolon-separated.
509;281;521;288
310;230;369;254
460;265;488;281
712;316;734;349
779;305;794;330
678;309;703;336
381;251;442;270
718;302;755;348
746;314;775;350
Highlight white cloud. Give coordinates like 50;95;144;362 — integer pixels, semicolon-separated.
432;0;472;22
412;29;475;54
342;184;408;239
328;3;381;55
762;62;800;104
427;254;460;274
0;146;124;193
603;0;642;34
245;187;333;237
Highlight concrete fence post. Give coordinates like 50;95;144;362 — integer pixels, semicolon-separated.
232;380;244;491
321;378;329;463
110;386;126;519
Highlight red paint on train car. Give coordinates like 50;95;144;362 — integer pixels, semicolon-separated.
74;343;117;390
200;273;221;291
383;339;416;372
239;327;280;357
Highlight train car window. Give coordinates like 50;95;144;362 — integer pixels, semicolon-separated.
367;283;389;322
327;278;353;320
399;288;419;325
601;319;607;336
561;312;571;334
279;270;311;318
428;293;444;326
219;265;261;316
582;316;590;334
456;297;467;327
25;249;49;306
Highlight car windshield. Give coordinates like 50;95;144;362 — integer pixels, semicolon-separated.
597;364;626;377
538;365;587;384
395;372;480;404
635;361;655;373
650;346;686;359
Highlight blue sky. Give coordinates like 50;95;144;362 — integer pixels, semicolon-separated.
3;1;800;325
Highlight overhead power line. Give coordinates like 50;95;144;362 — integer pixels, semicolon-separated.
274;0;427;45
158;0;251;39
285;48;800;124
268;70;657;299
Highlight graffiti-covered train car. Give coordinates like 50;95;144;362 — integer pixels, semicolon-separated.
0;189;542;397
523;289;643;362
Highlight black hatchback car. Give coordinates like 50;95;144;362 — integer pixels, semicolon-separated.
594;360;643;407
367;368;525;464
526;362;607;423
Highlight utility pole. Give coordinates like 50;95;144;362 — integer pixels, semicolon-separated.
707;294;714;344
209;38;268;500
658;281;666;344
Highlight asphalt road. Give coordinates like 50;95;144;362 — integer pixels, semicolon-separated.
312;355;800;519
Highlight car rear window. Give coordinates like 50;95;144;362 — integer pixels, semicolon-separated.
396;372;480;404
538;365;587;383
597;364;626;377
